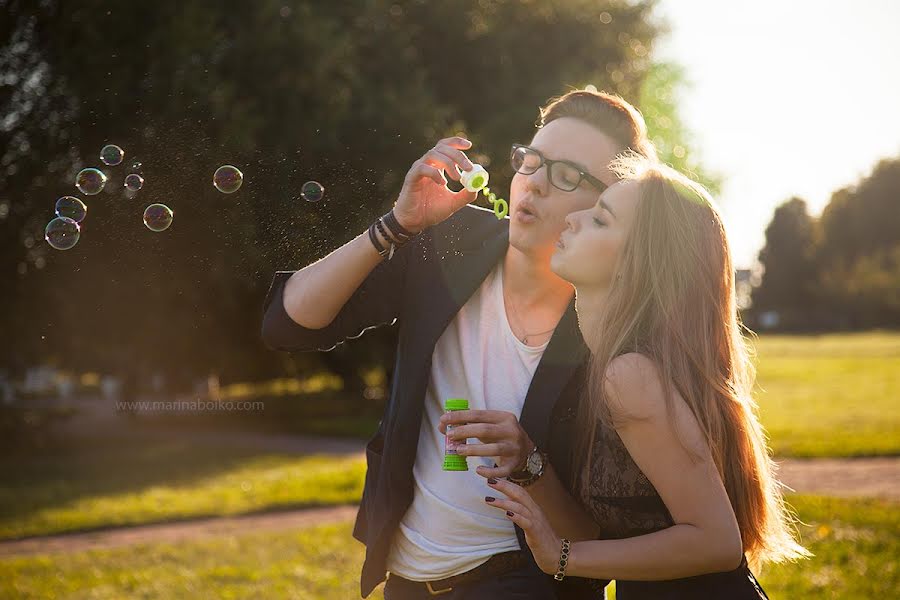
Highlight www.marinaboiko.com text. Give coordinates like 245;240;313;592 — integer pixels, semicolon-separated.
115;400;265;412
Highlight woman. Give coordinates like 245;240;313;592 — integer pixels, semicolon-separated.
479;154;808;597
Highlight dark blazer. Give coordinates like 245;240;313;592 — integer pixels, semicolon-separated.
261;204;605;598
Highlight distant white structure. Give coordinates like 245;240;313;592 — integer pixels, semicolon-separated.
100;375;122;401
23;366;57;395
759;311;781;330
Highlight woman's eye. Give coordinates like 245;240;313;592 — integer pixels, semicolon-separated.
593;217;606;227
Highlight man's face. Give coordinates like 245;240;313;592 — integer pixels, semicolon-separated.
508;117;622;260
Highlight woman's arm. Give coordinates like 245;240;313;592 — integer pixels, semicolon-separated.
484;352;745;580
523;462;601;541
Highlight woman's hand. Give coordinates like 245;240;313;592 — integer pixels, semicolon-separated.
393;137;477;233
483;477;563;575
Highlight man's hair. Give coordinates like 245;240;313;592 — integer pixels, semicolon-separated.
538;89;657;161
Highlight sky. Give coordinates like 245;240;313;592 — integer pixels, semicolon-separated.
653;0;900;269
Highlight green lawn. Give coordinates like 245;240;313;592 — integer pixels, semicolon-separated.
3;495;895;600
758;495;899;599
0;432;365;540
752;331;900;457
0;521;384;600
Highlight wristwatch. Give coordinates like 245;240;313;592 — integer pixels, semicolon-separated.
508;445;548;487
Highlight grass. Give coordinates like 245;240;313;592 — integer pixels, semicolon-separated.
755;494;899;599
752;331;900;457
3;495;895;600
0;521;384;600
0;432;365;540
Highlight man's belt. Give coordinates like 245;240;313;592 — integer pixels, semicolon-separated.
387;549;530;596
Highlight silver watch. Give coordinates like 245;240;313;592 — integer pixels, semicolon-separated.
508;445;547;486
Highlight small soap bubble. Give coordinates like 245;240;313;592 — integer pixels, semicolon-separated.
75;168;107;195
100;144;124;166
300;180;324;202
131;161;142;170
213;165;243;193
143;203;173;232
55;196;87;223
45;216;80;250
124;173;144;192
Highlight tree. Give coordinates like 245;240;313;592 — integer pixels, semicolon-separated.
751;197;819;328
2;1;710;389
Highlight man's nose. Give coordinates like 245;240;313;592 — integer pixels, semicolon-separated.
524;165;549;195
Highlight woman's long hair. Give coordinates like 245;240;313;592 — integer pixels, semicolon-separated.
575;153;809;570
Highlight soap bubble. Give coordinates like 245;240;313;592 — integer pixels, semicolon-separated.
143;203;173;232
213;165;243;193
100;144;124;166
75;168;107;195
131;161;142;170
55;196;87;223
124;173;144;192
45;216;80;250
300;180;324;202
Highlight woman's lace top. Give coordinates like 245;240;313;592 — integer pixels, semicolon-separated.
575;419;674;540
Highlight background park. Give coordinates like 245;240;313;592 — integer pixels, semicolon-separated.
1;1;898;598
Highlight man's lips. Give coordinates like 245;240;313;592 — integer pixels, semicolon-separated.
517;201;539;219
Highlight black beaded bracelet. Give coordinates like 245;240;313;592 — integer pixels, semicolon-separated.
368;222;388;257
375;219;397;245
384;208;418;239
380;215;410;247
554;538;571;581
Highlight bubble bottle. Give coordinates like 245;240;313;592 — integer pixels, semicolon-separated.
443;398;469;471
460;164;508;220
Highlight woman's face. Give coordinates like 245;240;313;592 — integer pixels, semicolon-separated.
550;179;640;289
508;117;620;258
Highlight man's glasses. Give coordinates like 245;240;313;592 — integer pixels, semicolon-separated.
510;144;608;193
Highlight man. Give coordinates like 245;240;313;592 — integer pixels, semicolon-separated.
262;89;656;599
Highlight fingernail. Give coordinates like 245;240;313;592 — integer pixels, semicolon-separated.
506;511;514;517
485;496;495;502
487;477;498;485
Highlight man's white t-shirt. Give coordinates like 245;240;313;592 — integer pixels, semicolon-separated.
385;259;550;580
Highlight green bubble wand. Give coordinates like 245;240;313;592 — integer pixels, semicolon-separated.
459;164;509;220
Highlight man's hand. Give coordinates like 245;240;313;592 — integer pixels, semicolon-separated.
393;137;477;233
438;409;533;478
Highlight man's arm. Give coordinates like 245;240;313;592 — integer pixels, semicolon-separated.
261;223;419;353
261;136;477;352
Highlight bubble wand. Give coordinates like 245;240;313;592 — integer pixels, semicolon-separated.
459;164;508;220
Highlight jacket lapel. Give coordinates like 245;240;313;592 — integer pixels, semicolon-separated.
518;297;589;447
415;223;511;353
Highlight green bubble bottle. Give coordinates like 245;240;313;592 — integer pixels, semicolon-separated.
443;398;469;471
459;164;508;220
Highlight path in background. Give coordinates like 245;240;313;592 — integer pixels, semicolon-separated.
0;505;358;558
777;456;899;500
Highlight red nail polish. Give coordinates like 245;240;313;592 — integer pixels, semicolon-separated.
487;477;498;484
506;511;514;517
485;496;495;502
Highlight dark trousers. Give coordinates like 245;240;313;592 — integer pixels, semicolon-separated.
383;564;559;600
